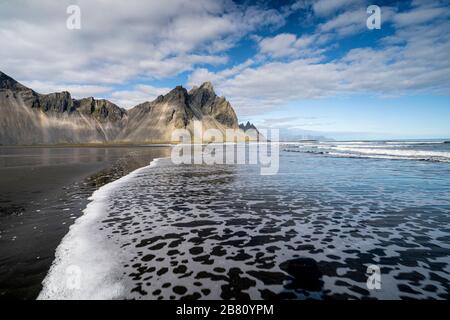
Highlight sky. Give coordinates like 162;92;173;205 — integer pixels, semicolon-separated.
0;0;449;140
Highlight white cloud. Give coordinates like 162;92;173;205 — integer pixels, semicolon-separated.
188;59;257;90
393;6;449;27
313;0;366;17
110;85;172;109
318;8;367;35
188;3;450;116
21;81;112;98
317;6;396;37
0;0;285;87
257;33;322;59
138;54;228;79
2;0;449;118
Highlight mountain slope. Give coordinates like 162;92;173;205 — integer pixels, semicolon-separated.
119;82;239;143
0;71;245;145
0;71;128;145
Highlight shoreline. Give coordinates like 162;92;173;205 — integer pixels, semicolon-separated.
0;146;171;299
0;143;174;148
38;157;166;299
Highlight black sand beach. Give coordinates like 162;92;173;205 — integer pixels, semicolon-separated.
0;146;170;299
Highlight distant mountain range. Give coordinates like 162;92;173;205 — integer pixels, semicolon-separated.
0;71;262;145
277;129;333;142
238;121;265;141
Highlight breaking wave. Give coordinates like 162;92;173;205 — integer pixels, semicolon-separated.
284;140;450;163
38;158;166;300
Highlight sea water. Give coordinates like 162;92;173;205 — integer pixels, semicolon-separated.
39;141;450;299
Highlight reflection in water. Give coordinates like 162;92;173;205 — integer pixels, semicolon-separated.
0;147;130;168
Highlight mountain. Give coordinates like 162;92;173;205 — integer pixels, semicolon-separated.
277;127;333;142
239;121;265;141
0;71;244;145
0;71;127;145
117;82;239;143
239;121;259;132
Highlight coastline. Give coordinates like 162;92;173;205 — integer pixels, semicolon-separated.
0;143;174;148
0;146;171;299
38;157;166;299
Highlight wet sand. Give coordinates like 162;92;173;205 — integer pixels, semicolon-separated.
38;151;450;300
0;146;170;299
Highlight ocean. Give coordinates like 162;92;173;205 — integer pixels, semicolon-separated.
31;140;450;300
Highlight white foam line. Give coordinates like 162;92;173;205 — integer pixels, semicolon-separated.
331;146;450;158
38;157;166;300
327;152;450;163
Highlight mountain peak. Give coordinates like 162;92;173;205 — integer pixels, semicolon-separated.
164;85;187;97
240;121;257;131
163;85;189;106
199;81;214;91
0;71;246;144
168;85;187;94
239;121;265;141
0;71;28;91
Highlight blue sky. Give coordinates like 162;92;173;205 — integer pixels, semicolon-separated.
1;0;449;139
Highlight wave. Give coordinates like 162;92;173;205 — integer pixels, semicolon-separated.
332;146;450;159
327;152;450;162
36;149;450;300
328;140;448;145
284;143;450;163
37;157;166;300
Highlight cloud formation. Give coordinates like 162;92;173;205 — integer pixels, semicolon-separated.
1;0;449;118
0;0;285;96
189;1;450;116
312;0;366;17
110;85;172;109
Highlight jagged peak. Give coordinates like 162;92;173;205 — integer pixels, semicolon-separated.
0;72;251;144
166;85;187;95
160;85;189;106
0;70;30;91
199;81;214;91
174;85;186;91
189;81;216;95
42;90;72;99
239;121;258;131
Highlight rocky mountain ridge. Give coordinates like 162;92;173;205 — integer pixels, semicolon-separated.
239;121;265;141
0;71;257;145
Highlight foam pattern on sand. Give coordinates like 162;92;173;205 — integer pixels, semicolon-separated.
38;158;164;299
40;153;450;300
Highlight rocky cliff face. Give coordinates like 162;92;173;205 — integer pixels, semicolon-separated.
0;71;127;145
189;82;238;128
0;71;243;145
239;121;265;141
118;82;239;143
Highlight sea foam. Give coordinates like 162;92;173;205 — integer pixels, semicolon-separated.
37;151;450;300
284;141;450;163
38;158;165;300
